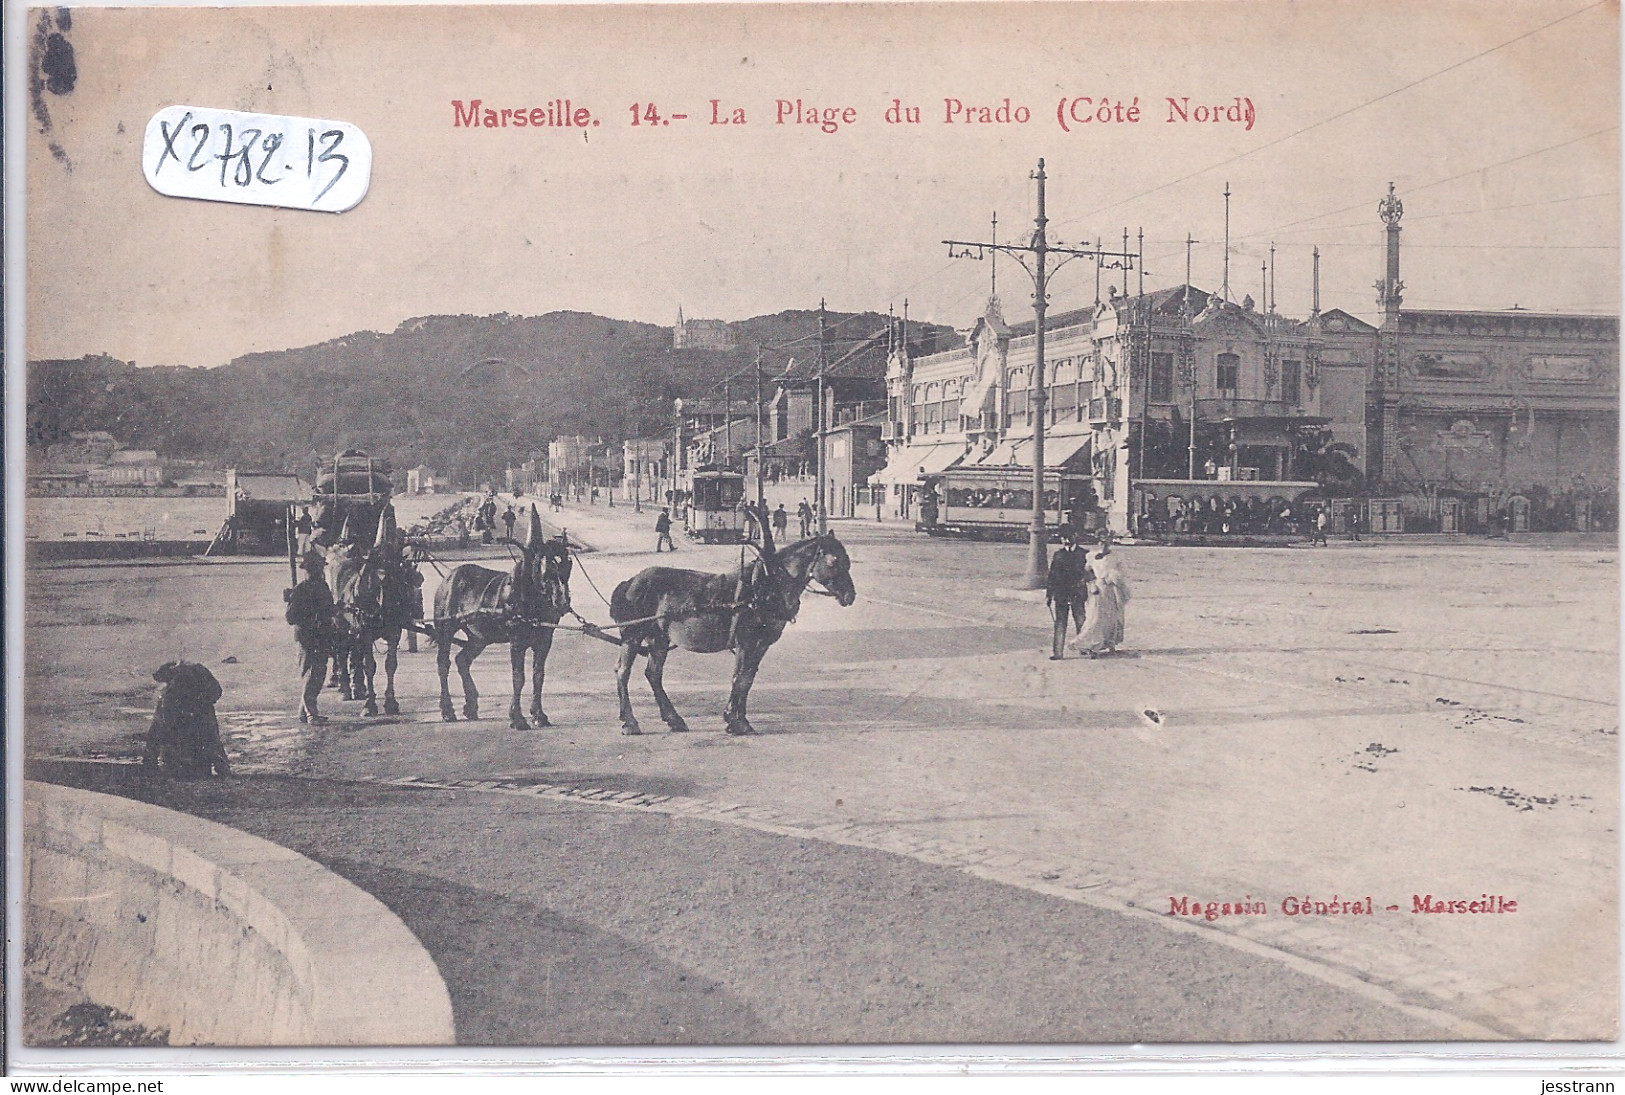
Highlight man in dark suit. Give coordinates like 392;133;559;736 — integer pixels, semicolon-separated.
1045;529;1093;660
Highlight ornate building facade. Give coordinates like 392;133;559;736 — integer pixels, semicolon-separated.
1364;184;1618;532
875;285;1368;534
875;183;1618;536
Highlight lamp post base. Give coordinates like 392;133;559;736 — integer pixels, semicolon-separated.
1018;529;1049;590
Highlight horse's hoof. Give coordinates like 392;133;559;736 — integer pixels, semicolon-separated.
463;706;479;720
364;702;379;716
725;721;756;736
667;720;690;734
440;708;458;723
510;717;532;732
383;699;401;716
532;714;552;728
621;722;642;736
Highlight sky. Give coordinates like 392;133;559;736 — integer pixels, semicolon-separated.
19;0;1621;368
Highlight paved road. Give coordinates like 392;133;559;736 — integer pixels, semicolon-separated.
24;514;1617;1040
33;760;1454;1044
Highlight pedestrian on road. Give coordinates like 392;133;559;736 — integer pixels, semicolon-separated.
286;549;336;724
772;503;789;540
1313;506;1329;546
655;507;677;552
143;660;230;777
1074;530;1130;658
1348;506;1362;542
502;505;517;540
797;499;813;539
294;506;315;555
1045;529;1092;660
479;495;497;545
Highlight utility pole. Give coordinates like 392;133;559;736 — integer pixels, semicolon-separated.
755;345;766;516
944;158;1137;589
673;398;684;512
816;298;828;536
1121;227;1130;298
724;378;733;469
1137;228;1145;298
1185;233;1198;480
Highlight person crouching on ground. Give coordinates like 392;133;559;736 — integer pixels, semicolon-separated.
286;548;336;724
143;660;230;777
1074;529;1130;658
1045;528;1092;661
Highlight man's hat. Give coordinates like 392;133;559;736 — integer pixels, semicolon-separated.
299;549;326;571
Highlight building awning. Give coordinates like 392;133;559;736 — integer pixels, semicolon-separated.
990;432;1093;471
1040;431;1093;469
976;439;1025;467
871;442;967;485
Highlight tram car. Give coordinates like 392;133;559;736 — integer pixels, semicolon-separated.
685;467;749;544
917;466;1097;541
311;449;394;547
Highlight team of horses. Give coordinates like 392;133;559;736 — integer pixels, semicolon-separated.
317;500;856;735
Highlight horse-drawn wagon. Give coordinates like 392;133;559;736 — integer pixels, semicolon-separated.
310;449;394;549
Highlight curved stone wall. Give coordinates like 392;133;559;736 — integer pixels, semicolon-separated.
23;780;455;1045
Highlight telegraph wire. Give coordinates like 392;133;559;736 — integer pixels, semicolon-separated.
1051;0;1611;231
1240;125;1618;238
1260;190;1618;237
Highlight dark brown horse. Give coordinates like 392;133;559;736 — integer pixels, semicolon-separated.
327;505;420;716
610;513;856;735
433;504;573;730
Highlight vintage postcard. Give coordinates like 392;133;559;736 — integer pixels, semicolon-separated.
9;0;1621;1065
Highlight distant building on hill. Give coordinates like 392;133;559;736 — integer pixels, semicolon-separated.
88;449;165;487
673;307;735;351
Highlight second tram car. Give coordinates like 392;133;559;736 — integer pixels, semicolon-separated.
917;466;1097;541
685;467;750;544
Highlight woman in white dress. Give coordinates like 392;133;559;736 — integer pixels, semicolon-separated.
1074;530;1130;657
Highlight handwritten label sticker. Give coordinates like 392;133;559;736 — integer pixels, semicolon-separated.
142;105;372;213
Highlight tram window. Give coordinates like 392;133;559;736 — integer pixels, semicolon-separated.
718;478;743;508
